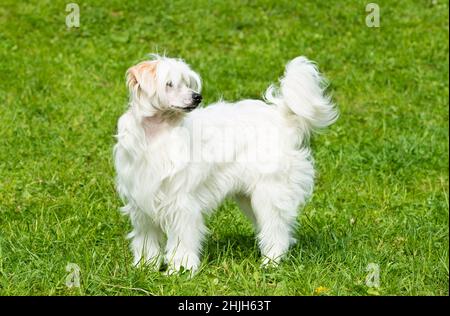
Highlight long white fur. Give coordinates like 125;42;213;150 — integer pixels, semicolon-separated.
113;55;338;274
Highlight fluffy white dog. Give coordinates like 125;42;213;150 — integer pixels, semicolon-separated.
113;55;337;274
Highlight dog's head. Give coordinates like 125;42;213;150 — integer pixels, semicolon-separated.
126;55;202;117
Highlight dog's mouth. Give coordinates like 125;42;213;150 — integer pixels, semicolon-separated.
171;93;202;113
172;104;199;112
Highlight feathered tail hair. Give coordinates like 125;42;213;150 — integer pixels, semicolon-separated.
265;56;338;142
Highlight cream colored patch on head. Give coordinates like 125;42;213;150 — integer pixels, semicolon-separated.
136;61;158;77
126;60;159;91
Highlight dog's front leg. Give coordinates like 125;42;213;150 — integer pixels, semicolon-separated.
128;208;164;269
164;211;205;275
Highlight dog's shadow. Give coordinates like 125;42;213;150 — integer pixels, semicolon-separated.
201;225;334;269
203;231;259;264
201;201;336;268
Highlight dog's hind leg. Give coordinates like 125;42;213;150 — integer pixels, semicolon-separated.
250;182;302;267
128;208;164;269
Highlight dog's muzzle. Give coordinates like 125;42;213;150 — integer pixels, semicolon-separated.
181;92;202;112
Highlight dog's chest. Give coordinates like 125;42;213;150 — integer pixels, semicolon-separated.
115;129;195;211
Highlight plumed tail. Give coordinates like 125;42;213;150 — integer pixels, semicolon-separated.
264;56;338;141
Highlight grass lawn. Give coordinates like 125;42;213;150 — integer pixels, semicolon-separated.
0;0;448;296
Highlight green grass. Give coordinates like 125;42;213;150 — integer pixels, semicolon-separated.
0;0;448;296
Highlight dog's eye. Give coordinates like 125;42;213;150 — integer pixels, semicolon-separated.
166;81;173;88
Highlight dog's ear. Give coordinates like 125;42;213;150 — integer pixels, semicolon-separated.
126;61;157;97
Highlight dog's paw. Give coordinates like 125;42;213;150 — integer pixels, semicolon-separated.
165;253;200;277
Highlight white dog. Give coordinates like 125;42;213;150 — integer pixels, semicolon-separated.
113;55;337;274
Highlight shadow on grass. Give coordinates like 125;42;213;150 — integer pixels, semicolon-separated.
203;232;259;264
201;224;343;266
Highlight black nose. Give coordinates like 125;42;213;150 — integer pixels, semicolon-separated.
192;92;202;104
